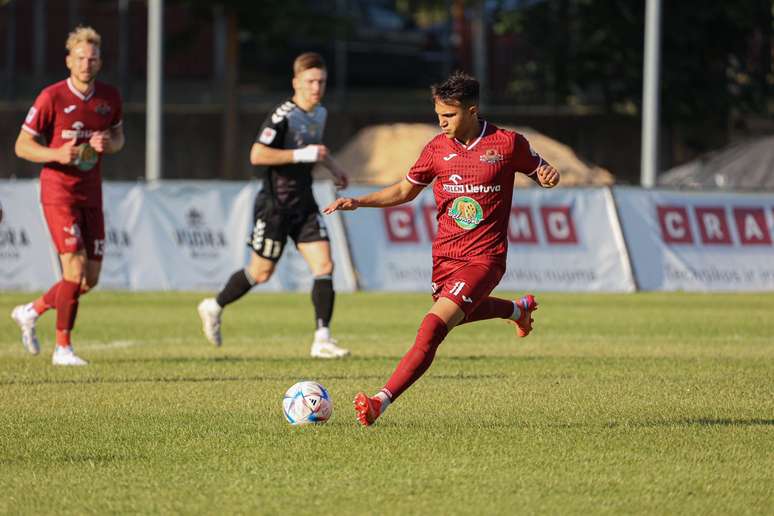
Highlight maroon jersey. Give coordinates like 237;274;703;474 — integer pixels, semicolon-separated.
22;78;123;207
406;121;542;259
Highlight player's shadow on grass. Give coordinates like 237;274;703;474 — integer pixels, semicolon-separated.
610;418;774;428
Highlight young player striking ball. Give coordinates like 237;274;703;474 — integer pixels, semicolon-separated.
323;71;560;425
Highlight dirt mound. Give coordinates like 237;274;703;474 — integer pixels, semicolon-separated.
315;123;613;187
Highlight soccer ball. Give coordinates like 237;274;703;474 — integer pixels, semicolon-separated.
282;381;332;425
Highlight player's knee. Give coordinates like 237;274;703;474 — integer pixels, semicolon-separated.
247;267;273;284
313;260;334;276
82;275;99;293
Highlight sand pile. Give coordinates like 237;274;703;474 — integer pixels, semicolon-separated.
315;123;613;187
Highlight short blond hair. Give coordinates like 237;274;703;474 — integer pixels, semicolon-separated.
293;52;325;76
66;25;101;52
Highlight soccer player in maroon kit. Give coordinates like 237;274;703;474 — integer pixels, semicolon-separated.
10;26;124;366
324;72;560;425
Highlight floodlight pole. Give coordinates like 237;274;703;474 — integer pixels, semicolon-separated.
640;0;662;188
146;0;163;182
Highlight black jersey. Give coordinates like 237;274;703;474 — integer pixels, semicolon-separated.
254;99;327;210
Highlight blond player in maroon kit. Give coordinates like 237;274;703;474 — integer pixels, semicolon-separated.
10;26;124;366
324;72;560;425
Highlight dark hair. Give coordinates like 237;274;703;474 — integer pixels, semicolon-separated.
431;71;479;106
294;52;326;76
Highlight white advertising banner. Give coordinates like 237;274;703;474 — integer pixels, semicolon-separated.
614;187;774;291
341;186;635;292
0;180;58;290
0;180;356;292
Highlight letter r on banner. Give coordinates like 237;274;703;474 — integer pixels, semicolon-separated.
657;205;693;244
695;206;731;245
384;206;419;243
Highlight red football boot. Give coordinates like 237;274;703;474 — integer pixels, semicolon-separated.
511;294;538;337
353;392;383;426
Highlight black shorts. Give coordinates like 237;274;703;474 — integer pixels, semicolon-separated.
247;195;329;262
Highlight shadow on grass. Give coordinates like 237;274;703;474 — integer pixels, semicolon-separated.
0;371;505;386
606;418;774;428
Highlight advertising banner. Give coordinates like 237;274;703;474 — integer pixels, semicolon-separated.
342;186;635;292
614;187;774;291
0;180;356;292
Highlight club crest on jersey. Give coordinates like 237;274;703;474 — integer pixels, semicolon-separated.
448;196;483;230
479;149;503;164
95;102;112;116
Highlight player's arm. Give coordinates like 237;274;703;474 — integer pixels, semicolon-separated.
323;178;423;214
320;156;349;190
250;142;329;166
15;129;77;165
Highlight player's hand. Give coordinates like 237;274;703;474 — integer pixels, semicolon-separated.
55;138;79;165
333;172;349;190
88;131;111;153
537;164;560;188
323;197;359;214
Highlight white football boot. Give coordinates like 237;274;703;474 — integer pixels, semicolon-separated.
310;327;350;359
11;303;40;355
197;298;223;347
52;345;88;366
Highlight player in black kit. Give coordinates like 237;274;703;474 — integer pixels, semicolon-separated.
198;52;351;358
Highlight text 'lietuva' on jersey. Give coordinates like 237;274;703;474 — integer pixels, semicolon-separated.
22;78;123;207
406;121;544;260
254;99;327;210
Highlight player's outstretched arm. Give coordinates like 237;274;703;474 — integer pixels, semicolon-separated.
536;163;560;188
15;130;77;165
323;178;423;214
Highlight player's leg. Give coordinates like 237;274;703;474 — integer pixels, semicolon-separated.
355;259;513;426
297;240;349;358
458;294;539;337
354;296;464;426
295;211;349;358
51;249;89;366
198;196;283;346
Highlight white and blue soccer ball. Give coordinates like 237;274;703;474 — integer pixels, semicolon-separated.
282;381;332;425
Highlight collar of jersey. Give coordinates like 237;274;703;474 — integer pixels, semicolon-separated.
67;78;95;102
454;120;487;151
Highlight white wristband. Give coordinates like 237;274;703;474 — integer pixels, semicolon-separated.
292;145;319;163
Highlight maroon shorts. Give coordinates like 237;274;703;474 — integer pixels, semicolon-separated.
42;204;105;261
431;256;506;317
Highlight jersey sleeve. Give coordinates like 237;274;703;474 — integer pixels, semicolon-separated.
512;133;543;176
255;110;288;149
406;142;436;186
22;90;55;138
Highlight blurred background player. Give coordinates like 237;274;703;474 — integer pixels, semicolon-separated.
324;71;560;424
198;52;351;358
10;26;125;366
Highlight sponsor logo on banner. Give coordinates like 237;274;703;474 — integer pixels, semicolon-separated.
383;203;579;245
104;212;132;259
0;203;31;261
657;204;773;246
175;208;228;259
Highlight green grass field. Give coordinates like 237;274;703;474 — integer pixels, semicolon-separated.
1;291;772;515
